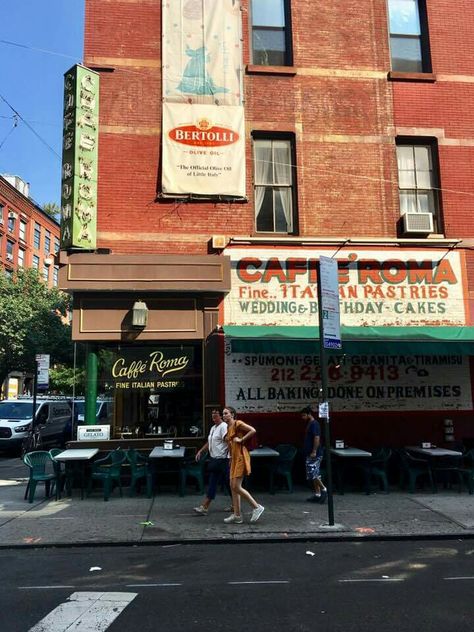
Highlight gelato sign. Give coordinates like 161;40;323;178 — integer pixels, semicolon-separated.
107;348;193;390
225;248;467;327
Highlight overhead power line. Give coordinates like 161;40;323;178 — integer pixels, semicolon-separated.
0;93;61;160
0;39;80;61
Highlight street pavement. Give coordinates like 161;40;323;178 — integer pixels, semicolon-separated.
1;455;473;548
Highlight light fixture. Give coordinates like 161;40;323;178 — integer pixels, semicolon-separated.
132;299;148;328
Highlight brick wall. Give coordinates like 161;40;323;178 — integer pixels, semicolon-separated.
84;0;398;253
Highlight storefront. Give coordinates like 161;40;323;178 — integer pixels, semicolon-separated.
222;244;474;449
59;252;230;448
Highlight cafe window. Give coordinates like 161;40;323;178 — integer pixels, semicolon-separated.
388;0;431;72
97;342;204;440
251;0;292;66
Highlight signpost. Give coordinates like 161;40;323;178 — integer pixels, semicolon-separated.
317;256;341;527
35;354;50;391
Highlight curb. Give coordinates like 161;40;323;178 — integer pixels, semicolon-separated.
0;530;473;551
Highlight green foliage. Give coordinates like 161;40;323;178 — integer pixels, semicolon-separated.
42;202;60;221
0;268;73;389
49;364;85;395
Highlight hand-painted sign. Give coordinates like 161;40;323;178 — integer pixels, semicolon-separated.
161;1;245;197
60;64;99;249
225;248;466;327
225;349;472;412
107;348;193;390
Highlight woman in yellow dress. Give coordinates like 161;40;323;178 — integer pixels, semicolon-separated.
223;407;265;524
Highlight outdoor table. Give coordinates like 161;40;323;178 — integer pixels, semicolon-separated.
330;447;373;494
405;447;463;457
406;446;464;491
149;446;186;493
249;447;280;494
55;448;99;499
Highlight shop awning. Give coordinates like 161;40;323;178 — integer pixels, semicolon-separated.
224;325;474;355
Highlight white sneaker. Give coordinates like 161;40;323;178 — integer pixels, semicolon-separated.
250;505;265;523
224;514;243;524
193;505;208;515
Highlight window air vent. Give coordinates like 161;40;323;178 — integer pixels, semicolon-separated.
402;212;434;234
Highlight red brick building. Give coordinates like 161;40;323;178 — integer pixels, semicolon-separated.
0;175;60;288
60;1;474;450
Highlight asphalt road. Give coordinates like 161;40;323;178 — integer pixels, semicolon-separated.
1;540;473;631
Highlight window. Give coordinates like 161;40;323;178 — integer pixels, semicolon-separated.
6;240;14;263
53;265;59;286
396;141;440;230
0;203;4;224
44;230;51;254
54;237;60;254
32;254;40;270
251;0;292;66
18;248;25;267
7;214;15;234
34;223;41;250
19;220;27;242
253;136;296;233
42;266;49;282
388;0;431;72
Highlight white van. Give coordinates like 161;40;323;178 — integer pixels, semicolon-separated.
72;398;113;424
0;398;72;452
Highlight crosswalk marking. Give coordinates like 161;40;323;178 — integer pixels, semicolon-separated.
28;591;137;632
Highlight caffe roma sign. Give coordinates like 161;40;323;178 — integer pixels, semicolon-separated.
108;348;193;390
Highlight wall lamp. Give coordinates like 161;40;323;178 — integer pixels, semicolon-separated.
132;299;148;328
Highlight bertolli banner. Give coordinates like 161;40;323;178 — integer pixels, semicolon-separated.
162;103;245;196
161;0;245;197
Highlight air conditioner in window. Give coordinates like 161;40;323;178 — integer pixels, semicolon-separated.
402;212;434;235
5;253;14;262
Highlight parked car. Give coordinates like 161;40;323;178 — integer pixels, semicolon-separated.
0;397;72;453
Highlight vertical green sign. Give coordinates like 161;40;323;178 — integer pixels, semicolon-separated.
60;65;99;249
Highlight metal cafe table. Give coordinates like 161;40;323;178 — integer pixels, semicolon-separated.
405;446;463;458
330;447;373;494
55;448;99;499
149;446;186;494
249;447;280;494
406;446;464;491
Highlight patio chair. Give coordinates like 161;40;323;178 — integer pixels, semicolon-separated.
272;444;297;493
398;449;436;493
363;447;392;494
179;450;207;497
126;448;153;498
23;451;56;503
87;448;126;501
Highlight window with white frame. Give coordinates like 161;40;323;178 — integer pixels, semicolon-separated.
44;230;51;254
19;220;27;242
253;137;296;233
53;265;59;286
18;248;25;267
251;0;292;66
388;0;431;72
32;254;40;270
42;266;49;282
34;223;41;250
396;142;440;229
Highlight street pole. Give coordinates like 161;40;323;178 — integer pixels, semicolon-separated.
316;261;335;526
31;360;39;431
85;344;98;425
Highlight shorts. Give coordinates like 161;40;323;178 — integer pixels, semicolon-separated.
305;455;322;481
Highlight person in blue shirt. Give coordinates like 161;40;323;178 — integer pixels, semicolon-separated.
301;406;327;503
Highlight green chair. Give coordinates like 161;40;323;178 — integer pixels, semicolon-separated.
88;449;126;501
273;444;297;493
360;447;392;494
49;448;66;500
398;449;436;493
179;450;207;497
23;451;56;503
126;448;153;498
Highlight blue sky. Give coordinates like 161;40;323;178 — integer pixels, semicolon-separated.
0;1;84;207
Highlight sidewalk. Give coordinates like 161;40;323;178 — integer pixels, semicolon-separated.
1;457;473;548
